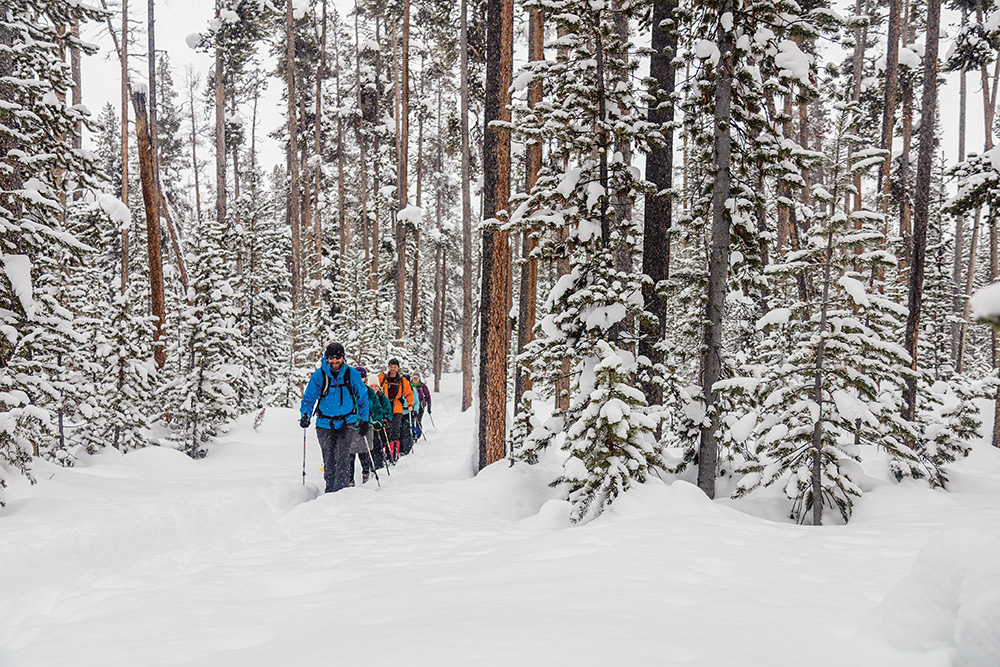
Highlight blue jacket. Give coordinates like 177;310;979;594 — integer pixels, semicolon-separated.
300;359;370;429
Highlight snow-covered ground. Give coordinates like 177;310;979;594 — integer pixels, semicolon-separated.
2;374;999;666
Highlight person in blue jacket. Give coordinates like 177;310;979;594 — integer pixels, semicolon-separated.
299;342;370;493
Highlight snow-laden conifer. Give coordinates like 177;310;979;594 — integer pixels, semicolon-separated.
166;215;251;457
0;0;106;501
737;103;924;524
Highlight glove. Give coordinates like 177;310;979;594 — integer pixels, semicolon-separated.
299;414;310;429
358;421;370;437
428;407;431;414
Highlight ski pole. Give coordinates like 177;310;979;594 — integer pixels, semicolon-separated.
366;447;381;487
302;428;307;485
428;413;436;429
379;428;393;473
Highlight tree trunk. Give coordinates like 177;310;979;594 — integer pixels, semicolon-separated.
902;0;941;424
640;0;677;408
954;12;967;365
318;0;329;279
121;0;129;292
353;3;371;269
478;0;514;469
214;1;226;227
395;9;410;338
698;0;735;500
514;5;544;412
133;91;167;370
878;0;901;213
148;0;161;207
286;0;302;308
189;72;202;225
461;0;474;412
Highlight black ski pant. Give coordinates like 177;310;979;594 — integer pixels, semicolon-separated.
400;413;413;455
317;424;354;493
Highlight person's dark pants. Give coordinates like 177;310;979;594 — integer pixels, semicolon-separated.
386;413;403;459
317;424;353;492
416;406;424;430
401;413;413;455
370;427;386;468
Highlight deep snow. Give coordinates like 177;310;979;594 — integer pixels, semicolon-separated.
1;374;999;666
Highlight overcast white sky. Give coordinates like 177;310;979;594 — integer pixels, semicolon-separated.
78;1;986;202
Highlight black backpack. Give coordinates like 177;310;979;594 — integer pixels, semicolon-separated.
316;365;358;423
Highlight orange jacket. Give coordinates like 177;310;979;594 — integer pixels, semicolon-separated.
379;372;414;414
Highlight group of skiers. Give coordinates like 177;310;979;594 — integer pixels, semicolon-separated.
299;342;433;493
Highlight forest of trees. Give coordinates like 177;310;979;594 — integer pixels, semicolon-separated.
2;0;1000;523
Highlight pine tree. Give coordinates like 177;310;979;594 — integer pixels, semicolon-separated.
0;0;107;502
167;215;251;457
737;103;923;524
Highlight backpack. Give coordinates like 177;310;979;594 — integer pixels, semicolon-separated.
382;373;403;402
316;365;358;423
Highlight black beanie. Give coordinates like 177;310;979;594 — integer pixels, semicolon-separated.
388;358;400;367
326;342;345;359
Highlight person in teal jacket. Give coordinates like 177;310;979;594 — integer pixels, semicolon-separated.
300;342;369;493
349;366;392;481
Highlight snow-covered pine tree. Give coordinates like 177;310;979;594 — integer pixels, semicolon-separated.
0;0;106;501
167;214;251;458
661;0;831;487
737;102;923;524
505;0;664;520
235;165;292;407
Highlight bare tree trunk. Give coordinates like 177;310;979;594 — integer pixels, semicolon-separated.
133;91;166;370
514;5;544;413
640;0;677;408
461;0;474;412
188;70;202;225
878;0;901;214
353;3;371;268
394;13;409;338
902;0;941;424
954;9;967;365
300;94;314;306
698;0;735;500
286;0;302;309
120;1;130;292
478;0;513;468
148;0;161;204
214;1;226;227
317;0;329;279
433;80;444;390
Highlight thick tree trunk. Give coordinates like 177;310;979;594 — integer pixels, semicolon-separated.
300;94;313;305
478;0;514;469
133;91;167;370
461;0;474;412
514;6;544;413
640;0;677;408
148;0;161;206
902;0;941;424
698;0;735;500
286;0;302;308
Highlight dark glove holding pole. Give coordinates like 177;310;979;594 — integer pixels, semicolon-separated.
358;421;370;437
299;413;310;429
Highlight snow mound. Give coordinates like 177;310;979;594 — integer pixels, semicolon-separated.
879;528;1000;666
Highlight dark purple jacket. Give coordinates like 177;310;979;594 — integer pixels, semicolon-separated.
415;381;431;412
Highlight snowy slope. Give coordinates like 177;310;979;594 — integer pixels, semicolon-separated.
1;374;999;666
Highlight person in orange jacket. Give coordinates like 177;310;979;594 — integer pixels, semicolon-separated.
378;358;414;461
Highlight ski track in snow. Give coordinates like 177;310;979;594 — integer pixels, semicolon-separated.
2;374;999;666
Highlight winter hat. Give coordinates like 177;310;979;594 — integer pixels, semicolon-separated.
388;358;400;367
355;365;368;378
369;377;381;390
326;342;345;359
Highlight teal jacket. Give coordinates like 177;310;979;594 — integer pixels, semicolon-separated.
367;386;391;424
